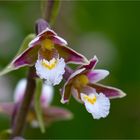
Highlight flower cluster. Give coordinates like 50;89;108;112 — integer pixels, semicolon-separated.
12;27;88;86
61;56;125;119
0;21;126;123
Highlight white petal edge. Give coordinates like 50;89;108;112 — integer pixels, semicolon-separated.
35;58;66;86
53;35;68;46
81;92;110;119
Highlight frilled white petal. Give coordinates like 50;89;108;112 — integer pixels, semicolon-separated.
81;92;110;119
14;79;26;103
35;58;65;86
41;85;54;107
71;86;82;103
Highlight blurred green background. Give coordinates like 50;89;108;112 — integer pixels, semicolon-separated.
0;1;140;139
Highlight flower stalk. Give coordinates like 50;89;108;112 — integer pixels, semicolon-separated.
0;0;125;138
42;0;60;25
11;67;36;138
11;0;59;138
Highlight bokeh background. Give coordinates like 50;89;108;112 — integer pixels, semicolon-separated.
0;1;140;139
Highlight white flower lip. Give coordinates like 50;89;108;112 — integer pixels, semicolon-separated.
35;57;66;86
81;92;110;119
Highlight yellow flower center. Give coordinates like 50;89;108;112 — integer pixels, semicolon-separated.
74;75;89;88
41;39;54;50
41;58;57;70
84;94;97;104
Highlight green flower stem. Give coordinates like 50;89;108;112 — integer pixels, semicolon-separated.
34;79;45;133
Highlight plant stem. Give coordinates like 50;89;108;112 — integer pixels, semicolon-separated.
11;0;60;138
11;19;49;138
45;0;55;22
11;67;36;138
42;0;60;25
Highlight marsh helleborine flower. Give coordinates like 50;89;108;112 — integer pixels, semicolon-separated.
0;79;73;127
12;27;88;85
61;56;126;119
0;20;126;120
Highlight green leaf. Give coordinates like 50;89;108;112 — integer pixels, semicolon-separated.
34;79;45;133
0;34;35;76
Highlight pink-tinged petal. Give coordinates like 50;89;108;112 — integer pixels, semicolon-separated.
79;56;98;70
0;102;15;116
29;28;57;47
38;27;57;37
60;83;72;104
63;66;73;81
87;69;109;83
38;28;67;46
71;86;82;103
72;86;97;103
56;45;89;64
35;19;50;34
82;85;96;95
48;35;68;46
29;36;40;48
35;19;50;35
89;83;126;99
61;68;85;104
29;19;50;47
12;46;40;68
29;28;67;47
68;68;86;81
43;106;73;122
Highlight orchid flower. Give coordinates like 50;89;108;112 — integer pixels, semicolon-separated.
0;79;73;127
61;56;126;119
11;26;88;85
